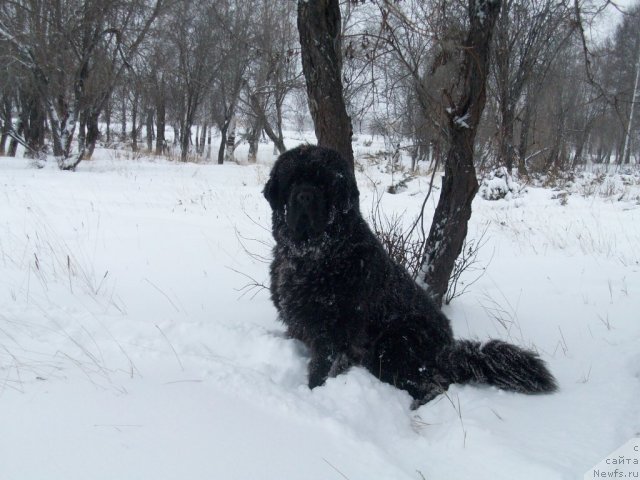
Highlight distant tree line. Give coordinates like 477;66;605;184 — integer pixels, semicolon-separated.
0;0;300;168
340;0;640;174
0;0;638;173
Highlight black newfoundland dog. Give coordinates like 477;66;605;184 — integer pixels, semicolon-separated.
264;145;556;407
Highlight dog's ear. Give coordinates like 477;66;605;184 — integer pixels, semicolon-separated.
331;171;359;210
263;166;279;209
264;152;292;210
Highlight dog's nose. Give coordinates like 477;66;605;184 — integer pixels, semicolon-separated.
296;190;313;206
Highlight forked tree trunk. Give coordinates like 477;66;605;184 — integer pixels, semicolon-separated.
249;93;286;155
297;0;354;171
420;0;502;307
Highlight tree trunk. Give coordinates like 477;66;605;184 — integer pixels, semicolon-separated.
297;0;354;171
180;94;198;162
180;122;191;162
224;114;236;163
146;107;154;152
571;117;595;168
0;96;11;155
247;115;263;164
0;126;8;156
274;99;286;154
7;118;22;157
155;98;165;155
85;109;100;159
131;90;139;152
121;88;127;139
218;118;230;165
78;110;87;157
420;0;502;307
105;99;111;144
206;126;212;160
198;122;207;156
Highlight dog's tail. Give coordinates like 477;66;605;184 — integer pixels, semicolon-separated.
438;339;557;394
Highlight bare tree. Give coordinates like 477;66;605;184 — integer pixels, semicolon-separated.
297;0;354;170
418;0;502;306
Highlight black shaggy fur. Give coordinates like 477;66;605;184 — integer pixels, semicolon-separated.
264;145;557;407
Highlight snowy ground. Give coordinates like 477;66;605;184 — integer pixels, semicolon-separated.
1;138;639;480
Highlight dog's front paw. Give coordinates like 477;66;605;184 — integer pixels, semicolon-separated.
307;355;330;389
308;369;328;389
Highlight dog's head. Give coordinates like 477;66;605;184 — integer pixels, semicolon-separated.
263;145;360;244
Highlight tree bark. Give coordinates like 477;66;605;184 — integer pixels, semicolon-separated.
247;115;263;164
180;123;191;161
297;0;354;171
420;0;502;307
78;110;87;157
121;87;127;139
85;109;100;159
198;122;207;156
218;121;229;165
146;107;154;152
7;118;22;157
155;97;165;155
224;114;237;163
206;126;212;160
105;99;111;144
0;96;10;155
131;89;139;152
